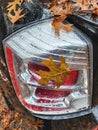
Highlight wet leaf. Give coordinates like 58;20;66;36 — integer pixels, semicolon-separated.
7;0;25;24
7;0;23;12
72;0;89;11
52;17;73;35
93;7;98;15
37;56;70;88
49;1;73;35
49;0;98;35
7;8;25;24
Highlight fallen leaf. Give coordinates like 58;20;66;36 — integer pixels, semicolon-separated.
52;17;73;35
7;0;23;12
93;7;98;15
49;0;98;35
73;0;89;11
32;118;44;130
91;0;98;8
49;0;73;35
48;0;58;8
37;56;70;88
7;8;25;24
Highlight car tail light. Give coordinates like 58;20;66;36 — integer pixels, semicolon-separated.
3;18;93;118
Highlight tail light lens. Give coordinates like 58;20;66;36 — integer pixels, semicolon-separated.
3;19;93;117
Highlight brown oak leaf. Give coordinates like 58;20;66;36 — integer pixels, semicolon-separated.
91;0;98;8
73;0;89;11
49;0;73;35
7;8;25;24
49;0;98;35
7;0;25;24
52;17;73;35
93;7;98;15
37;56;70;88
7;0;23;12
48;0;58;8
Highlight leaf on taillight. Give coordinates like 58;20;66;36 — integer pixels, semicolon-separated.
48;0;58;8
52;17;73;35
49;1;73;35
28;61;78;87
37;56;70;88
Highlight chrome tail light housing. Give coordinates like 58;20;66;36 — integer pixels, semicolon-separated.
3;18;93;119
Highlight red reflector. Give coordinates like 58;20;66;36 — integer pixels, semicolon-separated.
6;46;21;96
35;88;70;98
28;62;49;72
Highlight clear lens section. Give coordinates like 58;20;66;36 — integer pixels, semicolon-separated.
3;19;93;115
